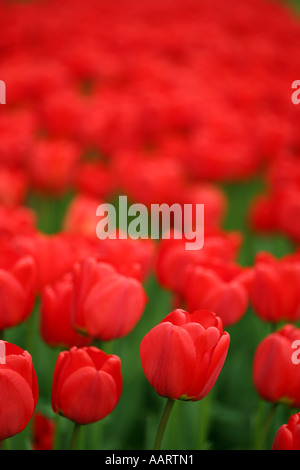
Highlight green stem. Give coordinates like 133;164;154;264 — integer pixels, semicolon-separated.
154;399;175;450
70;423;81;450
0;331;4;341
256;403;277;450
198;393;212;450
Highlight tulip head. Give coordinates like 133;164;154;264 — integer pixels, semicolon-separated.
253;324;300;407
72;258;147;341
52;346;122;424
0;255;36;330
250;252;300;323
272;413;300;450
140;309;230;401
41;275;91;348
0;341;38;440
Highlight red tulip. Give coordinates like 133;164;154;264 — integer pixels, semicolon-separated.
185;265;252;327
0;341;38;440
0;167;28;207
52;346;122;424
27;139;80;196
72;258;147;341
253;325;300;407
14;233;83;292
94;234;155;282
0;255;36;330
155;230;242;294
74;161;115;200
41;275;91;348
0;206;36;236
250;252;300;323
140;309;230;400
272;413;300;450
63;194;103;238
32;412;55;451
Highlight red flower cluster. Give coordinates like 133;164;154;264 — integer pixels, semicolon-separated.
0;0;300;206
0;0;300;451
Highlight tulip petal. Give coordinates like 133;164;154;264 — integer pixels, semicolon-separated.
60;366;119;424
140;322;196;399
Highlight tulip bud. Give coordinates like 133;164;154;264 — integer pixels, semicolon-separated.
0;256;36;330
72;258;147;341
52;346;122;424
185;265;251;327
272;413;300;450
41;275;91;348
250;252;300;323
140;309;230;401
253;325;300;407
32;412;55;451
0;341;38;440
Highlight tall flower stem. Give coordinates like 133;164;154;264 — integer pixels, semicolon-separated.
154;398;175;450
70;423;81;450
256;403;277;450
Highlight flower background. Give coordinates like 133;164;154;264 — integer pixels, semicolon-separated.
1;0;300;450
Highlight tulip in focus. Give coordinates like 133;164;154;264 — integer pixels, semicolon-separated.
52;346;122;424
0;341;38;440
140;309;230;400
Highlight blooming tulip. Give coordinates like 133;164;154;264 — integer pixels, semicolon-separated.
140;309;230;400
272;413;300;450
253;325;300;407
52;346;122;424
0;341;38;440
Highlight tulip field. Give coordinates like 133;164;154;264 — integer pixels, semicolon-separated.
2;0;300;452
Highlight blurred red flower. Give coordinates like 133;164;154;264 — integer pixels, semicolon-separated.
41;274;91;349
250;252;300;323
32;412;55;451
72;258;147;341
253;325;300;407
